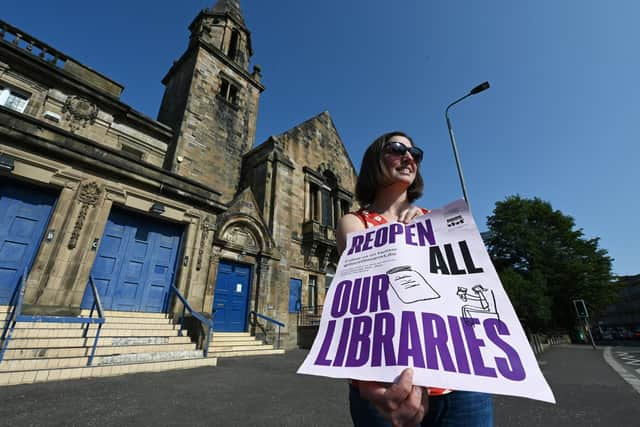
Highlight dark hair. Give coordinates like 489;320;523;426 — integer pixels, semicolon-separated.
355;131;424;206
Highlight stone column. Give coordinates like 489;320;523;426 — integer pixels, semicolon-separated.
203;246;222;315
304;179;311;221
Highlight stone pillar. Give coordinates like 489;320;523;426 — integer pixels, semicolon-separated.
304;179;310;221
203;246;222;315
25;185;76;305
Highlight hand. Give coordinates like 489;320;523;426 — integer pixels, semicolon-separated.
397;206;425;224
358;369;428;427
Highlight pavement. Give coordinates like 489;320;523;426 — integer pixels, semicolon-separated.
1;345;639;426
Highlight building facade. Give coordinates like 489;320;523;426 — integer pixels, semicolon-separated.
0;0;357;348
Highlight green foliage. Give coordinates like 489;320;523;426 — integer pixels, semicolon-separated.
486;195;614;331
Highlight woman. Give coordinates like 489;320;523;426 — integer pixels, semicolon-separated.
336;131;493;427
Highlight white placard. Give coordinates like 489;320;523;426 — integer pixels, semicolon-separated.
298;199;555;403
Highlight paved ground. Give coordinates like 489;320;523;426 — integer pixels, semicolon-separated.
495;344;640;426
1;345;639;426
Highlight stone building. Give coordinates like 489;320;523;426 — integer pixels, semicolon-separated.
0;0;357;355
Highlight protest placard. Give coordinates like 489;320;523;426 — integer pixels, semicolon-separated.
298;199;555;403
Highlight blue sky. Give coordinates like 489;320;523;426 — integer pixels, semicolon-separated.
3;1;637;276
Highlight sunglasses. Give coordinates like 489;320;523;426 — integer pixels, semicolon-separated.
384;141;424;163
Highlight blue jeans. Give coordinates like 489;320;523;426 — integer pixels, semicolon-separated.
349;384;493;427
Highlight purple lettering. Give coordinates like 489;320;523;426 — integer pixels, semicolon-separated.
370;274;390;313
331;280;351;318
398;311;425;368
315;319;336;366
484;319;526;381
345;316;372;367
389;223;403;243
448;316;471;374
462;318;497;378
350;277;371;315
374;227;388;247
333;318;352;367
362;230;375;251
347;235;364;255
416;219;436;246
405;224;418;246
371;312;396;367
421;312;456;372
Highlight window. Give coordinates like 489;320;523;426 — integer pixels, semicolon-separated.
321;187;333;227
219;78;239;105
0;86;29;113
309;183;320;221
308;275;317;310
305;170;352;228
340;199;351;220
324;266;336;301
227;29;240;60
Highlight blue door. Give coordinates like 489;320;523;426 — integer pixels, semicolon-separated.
82;207;183;312
0;180;57;304
212;261;251;332
289;278;302;313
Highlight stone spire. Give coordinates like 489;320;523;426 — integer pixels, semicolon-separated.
210;0;246;28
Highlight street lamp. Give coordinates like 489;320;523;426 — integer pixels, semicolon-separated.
445;81;490;210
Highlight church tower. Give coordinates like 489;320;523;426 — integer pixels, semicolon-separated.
158;0;264;202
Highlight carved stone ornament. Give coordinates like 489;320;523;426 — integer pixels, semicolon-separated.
223;225;258;252
62;95;99;132
304;242;319;269
196;220;213;271
68;182;102;249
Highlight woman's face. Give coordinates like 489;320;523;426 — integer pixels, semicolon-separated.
381;135;420;187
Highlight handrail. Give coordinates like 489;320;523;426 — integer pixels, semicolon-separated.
250;311;285;349
83;276;105;365
0;272;26;362
169;284;214;357
0;273;105;366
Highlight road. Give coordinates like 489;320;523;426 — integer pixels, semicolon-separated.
0;345;639;426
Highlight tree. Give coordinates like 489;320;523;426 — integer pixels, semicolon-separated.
486;195;615;331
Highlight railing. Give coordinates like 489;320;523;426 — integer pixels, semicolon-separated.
528;332;571;355
0;20;68;68
0;273;105;366
169;284;214;357
0;19;123;98
302;220;336;243
298;305;323;327
249;311;285;349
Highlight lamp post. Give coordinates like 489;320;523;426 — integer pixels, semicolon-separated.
445;81;490;210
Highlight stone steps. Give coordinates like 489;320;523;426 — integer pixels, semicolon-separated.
208;333;286;358
9;327;185;339
0;349;205;372
8;320;180;330
0;306;286;385
5;335;192;349
3;342;197;359
209;348;286;358
0;306;216;386
0;357;218;386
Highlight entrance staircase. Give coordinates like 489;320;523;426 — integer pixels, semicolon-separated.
0;307;283;387
209;332;285;358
